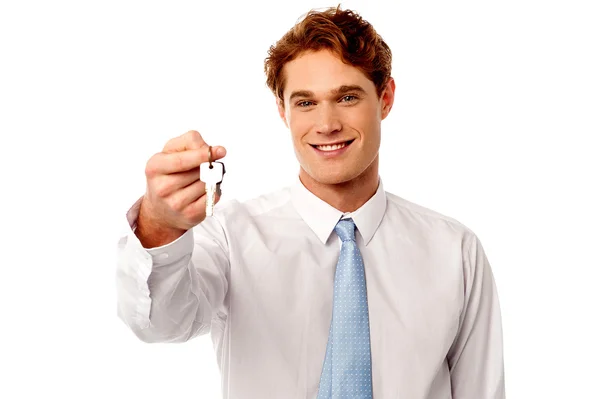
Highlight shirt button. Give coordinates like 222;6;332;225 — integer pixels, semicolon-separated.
157;253;169;260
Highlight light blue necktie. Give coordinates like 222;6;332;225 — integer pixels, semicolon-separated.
317;218;373;398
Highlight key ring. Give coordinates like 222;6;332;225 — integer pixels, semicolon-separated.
208;145;213;168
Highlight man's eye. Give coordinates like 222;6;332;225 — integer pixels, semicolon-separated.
298;101;313;107
341;95;358;102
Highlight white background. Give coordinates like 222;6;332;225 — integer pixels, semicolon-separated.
1;0;599;398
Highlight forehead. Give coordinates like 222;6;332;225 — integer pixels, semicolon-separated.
281;50;374;97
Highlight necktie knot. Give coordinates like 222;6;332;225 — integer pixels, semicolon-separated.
334;218;356;242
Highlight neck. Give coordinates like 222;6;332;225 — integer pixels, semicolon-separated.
299;157;380;213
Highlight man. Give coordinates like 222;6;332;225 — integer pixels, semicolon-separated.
116;5;505;398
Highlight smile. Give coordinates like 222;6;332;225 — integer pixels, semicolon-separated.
310;140;354;152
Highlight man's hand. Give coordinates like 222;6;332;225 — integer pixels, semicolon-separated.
135;130;226;247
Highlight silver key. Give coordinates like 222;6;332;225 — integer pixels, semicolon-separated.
200;160;225;217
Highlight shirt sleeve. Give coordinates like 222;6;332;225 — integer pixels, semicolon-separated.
447;232;506;398
115;195;230;343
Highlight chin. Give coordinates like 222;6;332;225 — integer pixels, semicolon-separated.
303;166;360;186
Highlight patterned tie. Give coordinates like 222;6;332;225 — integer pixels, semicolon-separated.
317;218;373;398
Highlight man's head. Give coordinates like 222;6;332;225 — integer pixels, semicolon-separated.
264;6;395;187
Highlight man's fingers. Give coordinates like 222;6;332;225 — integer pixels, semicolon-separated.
153;168;202;198
163;130;206;153
175;168;203;189
168;179;206;212
148;146;227;176
200;145;227;162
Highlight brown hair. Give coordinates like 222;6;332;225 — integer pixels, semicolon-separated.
264;5;392;105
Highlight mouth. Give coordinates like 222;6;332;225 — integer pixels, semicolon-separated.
310;139;355;152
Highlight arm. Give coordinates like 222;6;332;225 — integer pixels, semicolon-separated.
447;233;506;398
115;195;229;343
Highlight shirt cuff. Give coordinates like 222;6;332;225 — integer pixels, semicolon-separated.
144;228;194;266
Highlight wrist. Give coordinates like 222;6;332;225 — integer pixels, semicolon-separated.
135;198;187;248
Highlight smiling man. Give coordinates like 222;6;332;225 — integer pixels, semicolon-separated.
116;6;505;399
277;48;389;213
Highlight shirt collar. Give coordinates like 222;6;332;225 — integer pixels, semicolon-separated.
290;175;387;246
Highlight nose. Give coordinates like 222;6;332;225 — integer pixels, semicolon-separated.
315;104;342;135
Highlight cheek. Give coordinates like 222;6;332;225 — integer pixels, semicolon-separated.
345;106;377;133
288;115;311;142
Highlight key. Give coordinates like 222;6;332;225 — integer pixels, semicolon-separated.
199;147;226;217
200;161;225;216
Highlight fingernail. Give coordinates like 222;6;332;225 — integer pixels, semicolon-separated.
217;147;226;157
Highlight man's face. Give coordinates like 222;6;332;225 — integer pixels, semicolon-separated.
278;49;394;186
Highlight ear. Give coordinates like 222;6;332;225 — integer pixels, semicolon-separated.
277;98;289;128
380;77;396;120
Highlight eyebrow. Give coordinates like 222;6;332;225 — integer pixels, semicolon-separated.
288;85;367;102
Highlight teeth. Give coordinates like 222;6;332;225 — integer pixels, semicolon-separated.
315;142;348;151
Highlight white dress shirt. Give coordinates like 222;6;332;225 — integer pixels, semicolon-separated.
116;176;505;398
